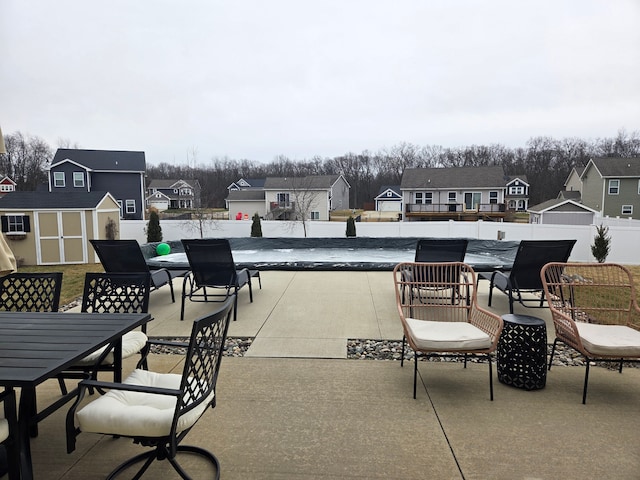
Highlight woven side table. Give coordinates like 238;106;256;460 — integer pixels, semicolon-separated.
497;314;547;390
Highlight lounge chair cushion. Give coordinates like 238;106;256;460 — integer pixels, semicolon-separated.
405;318;492;351
0;418;8;443
76;369;214;437
75;331;148;366
576;323;640;357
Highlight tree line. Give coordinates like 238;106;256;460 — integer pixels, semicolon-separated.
2;129;639;209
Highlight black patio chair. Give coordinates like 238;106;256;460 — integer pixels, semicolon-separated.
57;272;152;395
0;272;63;312
0;388;19;480
181;238;253;322
90;239;182;303
66;296;234;480
478;239;576;314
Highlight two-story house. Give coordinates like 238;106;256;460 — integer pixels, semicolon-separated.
146;179;201;211
48;149;146;220
225;175;350;221
579;157;640;220
400;166;522;221
504;176;530;211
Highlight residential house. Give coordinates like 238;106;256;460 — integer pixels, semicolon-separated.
0;191;120;265
558;166;585;200
0;176;16;197
146;179;201;211
227;178;266;191
528;198;598;225
48;149;146;220
400;166;523;221
504;176;530;211
374;185;402;212
226;175;350;221
579;157;640;220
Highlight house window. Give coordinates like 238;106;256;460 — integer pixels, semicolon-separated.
125;200;136;214
448;192;456;203
73;172;84;187
277;193;290;206
489;191;499;204
464;192;481;210
509;185;524;195
425;193;432;205
1;214;30;234
386;191;392;197
0;184;14;192
414;192;423;204
608;179;620;195
180;188;192;195
53;172;65;187
311;211;320;220
117;200;123;218
622;205;633;215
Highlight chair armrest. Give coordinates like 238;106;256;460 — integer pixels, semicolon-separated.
469;305;504;349
79;378;182;397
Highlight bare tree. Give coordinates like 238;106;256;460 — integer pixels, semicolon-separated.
0;131;51;191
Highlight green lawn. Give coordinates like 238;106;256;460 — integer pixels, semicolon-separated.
19;263;104;307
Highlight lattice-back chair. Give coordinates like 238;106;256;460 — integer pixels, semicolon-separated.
57;272;152;395
394;262;503;400
479;239;576;313
66;295;234;479
181;238;253;322
541;262;640;403
0;388;19;480
0;272;63;312
90;239;181;303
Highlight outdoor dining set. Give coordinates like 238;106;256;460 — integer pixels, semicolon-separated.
2;236;640;479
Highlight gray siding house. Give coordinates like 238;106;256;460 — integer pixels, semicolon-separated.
146;179;201;210
528;198;598;225
48;149;146;220
580;157;640;220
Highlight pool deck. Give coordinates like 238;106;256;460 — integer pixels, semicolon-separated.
25;270;640;479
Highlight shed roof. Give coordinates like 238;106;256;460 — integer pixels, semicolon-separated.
0;191;115;209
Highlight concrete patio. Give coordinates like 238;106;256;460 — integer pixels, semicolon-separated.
22;271;640;479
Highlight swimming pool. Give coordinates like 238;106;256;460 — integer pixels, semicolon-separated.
143;237;519;271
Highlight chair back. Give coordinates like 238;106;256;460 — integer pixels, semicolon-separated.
81;272;151;314
90;239;150;273
508;240;576;290
0;272;63;312
414;238;468;263
182;239;238;288
173;295;234;436
394;262;476;322
541;262;640;329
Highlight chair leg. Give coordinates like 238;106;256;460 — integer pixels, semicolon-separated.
548;339;558;370
619;359;624;373
488;355;494;401
582;360;591;404
413;354;418;399
487;281;494;306
248;277;253;303
57;377;68;396
400;335;406;367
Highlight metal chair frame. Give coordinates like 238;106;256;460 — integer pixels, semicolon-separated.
0;272;63;312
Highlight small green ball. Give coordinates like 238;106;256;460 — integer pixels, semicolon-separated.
156;243;171;256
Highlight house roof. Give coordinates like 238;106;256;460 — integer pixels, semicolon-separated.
147;179;200;189
401;166;506;189
226;190;265;201
0;191;116;209
50;149;146;172
528;198;597;214
558;190;581;201
505;175;529;186
264;175;341;189
588;157;640;178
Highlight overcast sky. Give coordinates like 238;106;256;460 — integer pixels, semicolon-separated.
2;0;639;165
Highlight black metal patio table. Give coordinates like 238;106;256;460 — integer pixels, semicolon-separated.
0;311;152;480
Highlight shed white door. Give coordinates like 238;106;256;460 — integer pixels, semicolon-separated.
36;211;87;264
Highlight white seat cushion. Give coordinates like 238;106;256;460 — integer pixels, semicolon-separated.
76;369;214;438
75;331;148;366
405;318;492;351
0;417;8;443
576;323;640;357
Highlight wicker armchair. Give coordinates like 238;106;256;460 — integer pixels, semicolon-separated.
541;262;640;403
393;262;503;400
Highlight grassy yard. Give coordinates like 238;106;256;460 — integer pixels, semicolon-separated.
14;263;640;310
